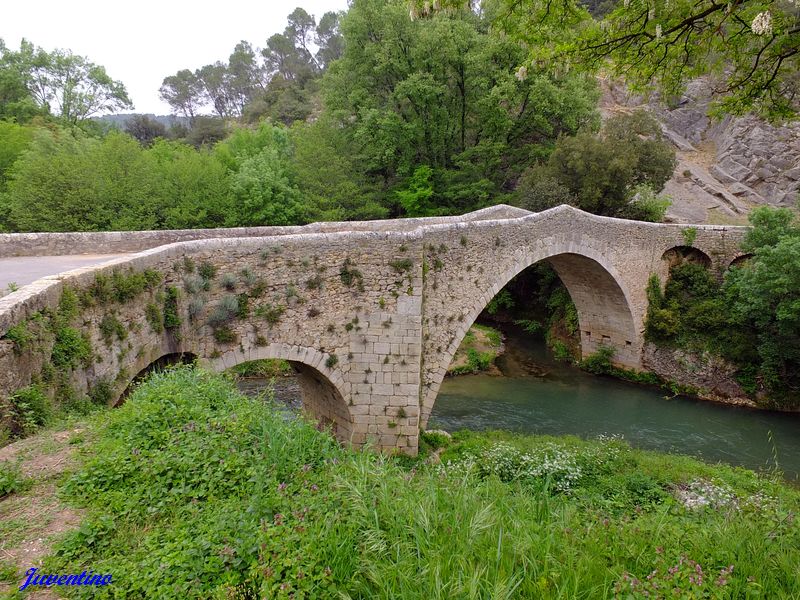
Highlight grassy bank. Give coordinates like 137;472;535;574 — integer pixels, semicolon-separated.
448;324;504;376
1;367;798;598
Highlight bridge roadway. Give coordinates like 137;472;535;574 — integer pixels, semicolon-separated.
0;254;129;292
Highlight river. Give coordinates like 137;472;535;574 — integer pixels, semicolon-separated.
431;325;800;482
237;325;800;482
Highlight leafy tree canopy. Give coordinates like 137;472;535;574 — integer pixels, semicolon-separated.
412;0;800;120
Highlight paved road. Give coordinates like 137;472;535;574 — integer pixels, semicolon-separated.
0;254;130;294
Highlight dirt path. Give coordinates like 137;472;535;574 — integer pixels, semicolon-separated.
0;428;86;598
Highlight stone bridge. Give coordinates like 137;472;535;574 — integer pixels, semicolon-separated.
0;205;748;454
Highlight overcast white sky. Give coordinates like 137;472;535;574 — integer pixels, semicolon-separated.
3;0;349;115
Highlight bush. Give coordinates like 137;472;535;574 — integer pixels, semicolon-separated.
580;345;615;374
0;461;31;499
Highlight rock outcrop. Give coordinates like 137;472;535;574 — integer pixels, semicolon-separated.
600;77;800;223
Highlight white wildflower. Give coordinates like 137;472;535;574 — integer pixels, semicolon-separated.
515;65;528;82
751;11;773;35
655;23;663;38
648;6;656;19
624;0;631;8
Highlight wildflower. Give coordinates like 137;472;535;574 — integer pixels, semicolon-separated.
278;482;287;492
515;65;528;82
655;24;662;39
751;11;773;35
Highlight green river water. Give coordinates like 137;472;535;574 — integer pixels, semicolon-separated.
430;325;800;482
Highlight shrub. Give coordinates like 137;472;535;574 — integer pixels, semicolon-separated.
0;462;31;499
99;314;127;346
145;303;164;334
213;326;237;344
580;345;615;374
51;327;92;369
4;322;33;353
207;295;239;328
163;287;181;330
389;258;413;273
198;262;217;281
7;384;51;436
220;272;237;291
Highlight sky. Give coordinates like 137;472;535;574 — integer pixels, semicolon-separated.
3;0;349;115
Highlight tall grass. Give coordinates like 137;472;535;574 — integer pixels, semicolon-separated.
41;367;800;599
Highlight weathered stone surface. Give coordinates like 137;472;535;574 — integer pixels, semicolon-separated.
642;343;756;408
600;77;800;222
0;206;748;454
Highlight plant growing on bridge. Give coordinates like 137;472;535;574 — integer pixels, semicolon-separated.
99;313;127;347
255;303;285;326
339;258;364;290
220;273;238;291
390;258;413;274
208;295;239;328
163;287;181;331
146;303;164;334
51;327;93;369
682;227;698;247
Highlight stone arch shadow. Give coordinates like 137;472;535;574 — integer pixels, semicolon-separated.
205;344;354;444
421;243;640;429
115;352;198;406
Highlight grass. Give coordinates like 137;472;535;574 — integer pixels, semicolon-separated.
448;324;503;375
28;366;800;599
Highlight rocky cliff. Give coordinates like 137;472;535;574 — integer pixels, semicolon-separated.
601;78;800;224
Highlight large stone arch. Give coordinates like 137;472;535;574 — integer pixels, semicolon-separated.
420;243;640;429
204;344;354;444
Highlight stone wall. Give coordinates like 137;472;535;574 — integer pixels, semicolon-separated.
0;205;749;453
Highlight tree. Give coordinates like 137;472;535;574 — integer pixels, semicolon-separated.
227;41;264;116
725;208;800;404
520;110;675;217
413;0;800;119
196;62;233;118
0;40;132;123
315;12;345;68
324;0;599;215
124;115;167;147
215;123;306;226
159;69;203;122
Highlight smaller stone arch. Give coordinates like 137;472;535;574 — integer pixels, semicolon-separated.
116;352;197;406
729;253;754;269
205;344;354;445
661;246;712;269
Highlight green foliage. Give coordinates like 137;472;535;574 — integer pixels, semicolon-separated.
50;368;800;598
198;261;217;281
82;269;161;306
230;359;292;378
88;378;114;406
551;340;574;362
325;354;339;369
580;345;616;374
145;303;163;334
0;461;31;499
163;286;181;330
51;327;92;369
213;326;237;344
520;111;676;218
396;165;434;217
324;0;599;216
255;303;285;326
682;226;698;247
207;295;239;328
389;258;414;274
339;258;364;290
99;313;127;346
4;322;33;353
486;289;515;315
3;384;52;438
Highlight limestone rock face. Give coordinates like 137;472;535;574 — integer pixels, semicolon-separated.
600;77;800;223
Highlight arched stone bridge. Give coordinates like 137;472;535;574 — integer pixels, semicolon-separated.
0;205;748;454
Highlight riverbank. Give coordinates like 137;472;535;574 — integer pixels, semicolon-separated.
1;366;798;598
